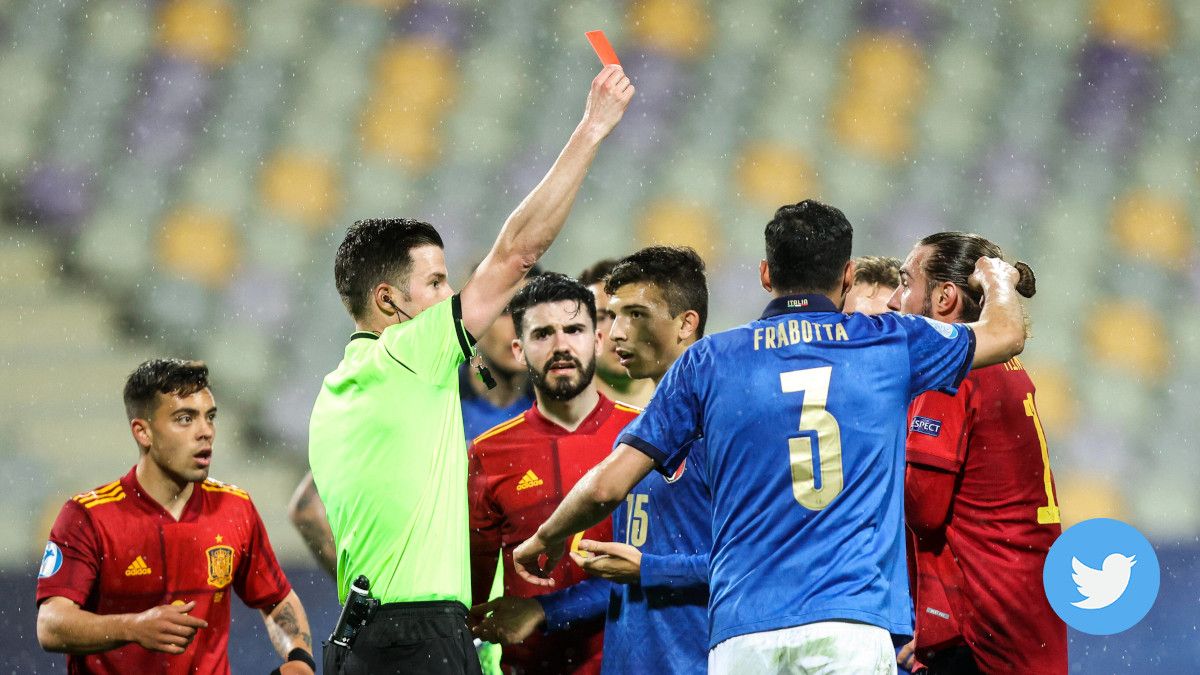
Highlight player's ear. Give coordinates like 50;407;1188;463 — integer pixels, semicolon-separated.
759;260;772;292
936;281;960;318
511;338;524;365
130;418;152;453
841;260;855;295
677;309;701;342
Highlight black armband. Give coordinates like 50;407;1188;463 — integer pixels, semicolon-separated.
269;648;316;674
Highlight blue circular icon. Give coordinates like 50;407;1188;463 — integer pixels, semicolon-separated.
39;542;63;579
1043;518;1159;635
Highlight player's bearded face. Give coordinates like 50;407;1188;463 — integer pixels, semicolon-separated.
519;300;599;402
531;350;597;401
143;389;217;484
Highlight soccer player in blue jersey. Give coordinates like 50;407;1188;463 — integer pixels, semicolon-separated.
472;246;711;674
514;200;1030;674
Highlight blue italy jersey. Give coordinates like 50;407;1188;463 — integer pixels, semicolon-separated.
603;437;710;674
619;294;975;648
538;439;711;674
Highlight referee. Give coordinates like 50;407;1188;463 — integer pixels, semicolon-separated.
309;65;633;675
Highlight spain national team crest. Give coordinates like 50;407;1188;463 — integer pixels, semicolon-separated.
205;545;234;589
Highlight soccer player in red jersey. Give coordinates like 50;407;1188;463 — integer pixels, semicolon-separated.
889;233;1067;675
467;273;639;674
36;359;315;675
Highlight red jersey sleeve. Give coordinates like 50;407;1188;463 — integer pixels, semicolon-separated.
468;445;503;605
36;500;100;607
906;383;972;473
233;500;292;610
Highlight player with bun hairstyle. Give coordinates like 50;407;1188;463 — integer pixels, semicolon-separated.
889;232;1066;675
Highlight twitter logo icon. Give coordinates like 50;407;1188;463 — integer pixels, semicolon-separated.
1044;518;1159;635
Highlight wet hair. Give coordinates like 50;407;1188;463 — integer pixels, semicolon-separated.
604;246;708;338
765;200;854;295
918;231;1036;323
508;272;597;337
853;256;902;288
334;218;444;319
123;359;210;420
577;258;620;287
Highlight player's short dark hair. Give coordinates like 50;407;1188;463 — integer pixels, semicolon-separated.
334;218;444;319
508;272;597;337
123;359;210;420
604;246;708;338
919;232;1036;323
853;255;902;287
765;200;854;295
577;258;620;287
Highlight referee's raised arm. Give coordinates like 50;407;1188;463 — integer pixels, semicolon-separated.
460;64;633;338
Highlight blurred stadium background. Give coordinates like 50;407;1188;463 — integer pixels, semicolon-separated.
0;0;1196;671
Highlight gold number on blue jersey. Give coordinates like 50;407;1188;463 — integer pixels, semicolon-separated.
625;493;649;547
780;367;844;510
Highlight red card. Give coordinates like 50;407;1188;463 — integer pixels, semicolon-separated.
585;30;621;66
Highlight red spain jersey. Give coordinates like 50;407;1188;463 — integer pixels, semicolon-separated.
468;395;637;675
905;358;1067;674
36;466;292;675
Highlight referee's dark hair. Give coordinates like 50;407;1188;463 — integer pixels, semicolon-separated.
765;200;854;295
577;258;620;287
335;218;444;319
509;272;597;337
124;359;210;421
605;246;708;338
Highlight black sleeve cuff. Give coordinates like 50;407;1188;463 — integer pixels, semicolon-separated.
952;325;976;388
618;433;675;474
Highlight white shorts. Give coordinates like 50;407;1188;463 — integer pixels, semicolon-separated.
708;621;897;675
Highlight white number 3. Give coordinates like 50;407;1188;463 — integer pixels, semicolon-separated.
781;367;844;510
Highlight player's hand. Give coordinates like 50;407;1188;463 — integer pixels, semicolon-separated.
512;533;565;586
571;540;642;584
897;638;916;671
579;65;634;141
967;256;1018;297
468;596;546;645
127;601;208;654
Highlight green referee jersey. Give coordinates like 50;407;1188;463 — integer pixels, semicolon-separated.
309;294;475;604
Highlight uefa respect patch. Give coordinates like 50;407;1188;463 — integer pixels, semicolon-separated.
910;416;942;437
39;542;63;579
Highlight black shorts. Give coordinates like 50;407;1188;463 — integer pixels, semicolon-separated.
323;600;483;675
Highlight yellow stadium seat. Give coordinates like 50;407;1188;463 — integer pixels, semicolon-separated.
736;142;818;211
1091;0;1173;55
260;151;342;230
1111;189;1192;270
636;199;721;260
157;0;239;66
628;0;713;59
156;206;240;287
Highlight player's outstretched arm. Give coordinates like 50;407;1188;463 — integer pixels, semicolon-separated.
513;444;654;586
459;65;634;338
965;256;1027;367
287;472;337;579
37;596;208;655
261;590;315;674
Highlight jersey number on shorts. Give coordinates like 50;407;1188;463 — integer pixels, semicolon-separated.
1023;392;1062;524
780;366;843;510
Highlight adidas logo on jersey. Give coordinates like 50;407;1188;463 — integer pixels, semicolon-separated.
125;556;152;577
516;470;544;492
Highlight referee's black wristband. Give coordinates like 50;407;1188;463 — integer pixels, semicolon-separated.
269;648;316;674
